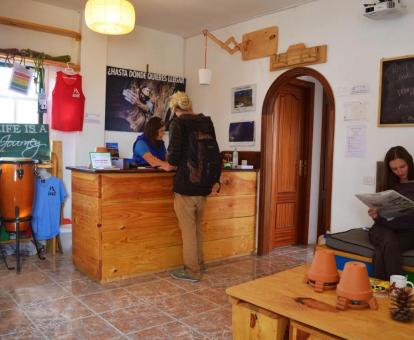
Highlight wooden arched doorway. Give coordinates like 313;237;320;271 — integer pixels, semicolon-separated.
257;67;335;255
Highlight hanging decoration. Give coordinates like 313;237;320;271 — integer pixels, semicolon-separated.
9;63;33;95
199;30;212;85
85;0;136;35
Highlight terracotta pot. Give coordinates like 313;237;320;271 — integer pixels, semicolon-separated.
305;248;339;292
336;261;373;302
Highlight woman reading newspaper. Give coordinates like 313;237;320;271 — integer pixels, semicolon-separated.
368;146;414;279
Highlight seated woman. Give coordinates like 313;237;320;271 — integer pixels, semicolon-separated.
132;116;172;171
368;146;414;280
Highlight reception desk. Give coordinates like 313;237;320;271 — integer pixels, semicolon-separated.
67;167;257;282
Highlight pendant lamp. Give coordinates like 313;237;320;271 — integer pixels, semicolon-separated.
85;0;136;35
199;30;212;85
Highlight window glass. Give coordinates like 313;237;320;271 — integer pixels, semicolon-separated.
0;65;38;124
0;98;14;123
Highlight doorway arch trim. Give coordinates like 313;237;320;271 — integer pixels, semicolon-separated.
257;67;335;255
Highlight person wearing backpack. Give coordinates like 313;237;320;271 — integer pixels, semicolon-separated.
167;91;221;282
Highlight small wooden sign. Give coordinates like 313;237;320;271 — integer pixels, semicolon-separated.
270;43;327;71
0;124;50;160
241;26;278;61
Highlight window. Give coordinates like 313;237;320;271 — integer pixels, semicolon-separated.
0;65;39;124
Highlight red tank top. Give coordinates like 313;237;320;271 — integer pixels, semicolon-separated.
52;71;85;131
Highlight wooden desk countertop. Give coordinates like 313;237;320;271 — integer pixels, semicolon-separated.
226;264;414;339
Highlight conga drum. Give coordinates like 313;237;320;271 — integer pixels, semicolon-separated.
0;158;35;232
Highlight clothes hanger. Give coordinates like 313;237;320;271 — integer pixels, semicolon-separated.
37;168;52;180
62;63;76;78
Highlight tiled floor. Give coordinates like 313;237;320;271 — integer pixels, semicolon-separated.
0;245;314;339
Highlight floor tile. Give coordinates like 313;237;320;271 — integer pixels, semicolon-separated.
0;293;16;311
9;282;70;306
61;278;110;296
129;321;205;339
181;307;232;339
24;296;93;328
192;287;229;307
101;304;173;334
0;329;46;340
0;271;51;291
154;292;217;319
81;288;141;313
42;315;121;339
125;280;186;303
0;245;313;339
114;274;159;288
0;309;33;336
164;275;210;292
45;267;87;282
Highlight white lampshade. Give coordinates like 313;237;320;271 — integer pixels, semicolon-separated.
199;68;212;85
85;0;136;35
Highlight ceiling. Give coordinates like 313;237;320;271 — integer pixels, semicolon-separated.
34;0;315;38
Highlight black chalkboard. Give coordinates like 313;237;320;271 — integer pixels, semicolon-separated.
379;55;414;126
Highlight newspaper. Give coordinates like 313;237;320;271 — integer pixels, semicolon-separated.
355;190;414;219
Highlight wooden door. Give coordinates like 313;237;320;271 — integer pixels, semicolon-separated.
271;80;313;247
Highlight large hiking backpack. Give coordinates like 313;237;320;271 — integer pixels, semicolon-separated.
186;120;221;189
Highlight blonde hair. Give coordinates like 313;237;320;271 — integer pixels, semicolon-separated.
169;91;192;112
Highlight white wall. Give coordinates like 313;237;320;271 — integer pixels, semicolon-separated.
184;0;414;233
299;76;323;244
0;0;81;63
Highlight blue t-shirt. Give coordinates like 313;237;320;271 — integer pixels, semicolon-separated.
32;176;67;240
132;135;166;166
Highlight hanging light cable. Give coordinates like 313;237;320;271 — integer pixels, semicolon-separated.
199;29;212;85
85;0;136;35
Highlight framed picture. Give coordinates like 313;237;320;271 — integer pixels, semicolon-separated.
378;54;414;127
231;84;256;113
229;121;255;146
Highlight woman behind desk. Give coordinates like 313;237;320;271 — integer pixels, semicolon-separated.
368;146;414;279
132;117;171;171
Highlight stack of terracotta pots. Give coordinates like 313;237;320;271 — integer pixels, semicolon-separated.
306;249;378;310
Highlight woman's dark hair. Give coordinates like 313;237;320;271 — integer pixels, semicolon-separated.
144;117;164;147
383;146;414;189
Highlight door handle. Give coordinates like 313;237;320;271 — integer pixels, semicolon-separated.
299;160;307;177
299;160;304;177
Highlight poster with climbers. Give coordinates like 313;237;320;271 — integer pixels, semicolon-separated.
105;66;186;132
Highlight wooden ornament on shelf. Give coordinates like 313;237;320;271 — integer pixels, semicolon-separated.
270;43;327;71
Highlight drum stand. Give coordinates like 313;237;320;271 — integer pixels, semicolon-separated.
0;207;46;274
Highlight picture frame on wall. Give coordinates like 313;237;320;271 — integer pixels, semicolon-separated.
378;54;414;127
229;121;255;146
231;84;256;113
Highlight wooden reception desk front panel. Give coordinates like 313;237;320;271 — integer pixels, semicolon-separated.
70;169;257;282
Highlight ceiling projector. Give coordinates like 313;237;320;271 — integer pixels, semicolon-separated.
363;0;406;18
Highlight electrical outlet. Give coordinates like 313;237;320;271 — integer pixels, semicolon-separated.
363;176;375;186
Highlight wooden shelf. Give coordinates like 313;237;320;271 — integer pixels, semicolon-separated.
0;16;81;41
0;52;80;71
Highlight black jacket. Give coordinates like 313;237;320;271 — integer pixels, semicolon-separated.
167;113;217;196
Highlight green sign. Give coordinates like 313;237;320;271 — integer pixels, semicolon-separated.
0;124;50;160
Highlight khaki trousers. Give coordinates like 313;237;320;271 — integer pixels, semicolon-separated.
174;193;206;273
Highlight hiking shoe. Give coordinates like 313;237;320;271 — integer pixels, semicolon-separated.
169;269;201;282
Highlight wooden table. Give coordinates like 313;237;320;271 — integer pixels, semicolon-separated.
226;264;414;339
